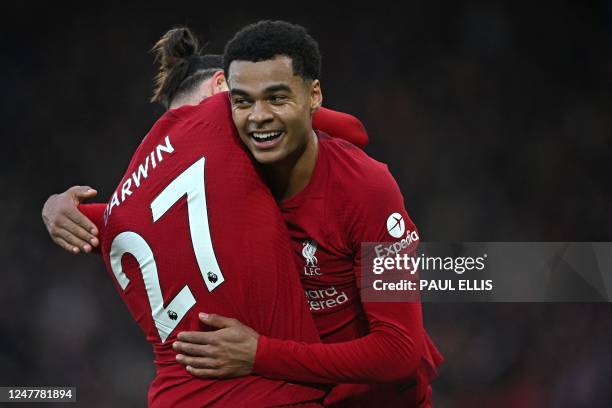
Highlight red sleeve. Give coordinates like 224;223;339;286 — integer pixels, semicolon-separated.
78;203;106;236
253;168;425;383
255;303;423;383
313;107;369;149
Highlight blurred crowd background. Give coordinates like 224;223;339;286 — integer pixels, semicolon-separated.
2;1;611;407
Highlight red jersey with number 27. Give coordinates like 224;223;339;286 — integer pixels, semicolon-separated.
98;93;325;407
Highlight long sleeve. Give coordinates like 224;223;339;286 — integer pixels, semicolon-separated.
254;300;424;383
78;203;106;236
253;163;425;384
313;107;369;148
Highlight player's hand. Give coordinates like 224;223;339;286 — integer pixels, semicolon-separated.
173;313;259;379
42;186;99;254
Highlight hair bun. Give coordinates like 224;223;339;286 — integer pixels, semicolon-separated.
153;27;200;69
165;27;199;58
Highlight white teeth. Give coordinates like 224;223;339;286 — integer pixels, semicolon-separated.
251;131;282;140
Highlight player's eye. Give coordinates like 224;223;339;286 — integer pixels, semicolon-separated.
269;95;287;104
232;98;252;107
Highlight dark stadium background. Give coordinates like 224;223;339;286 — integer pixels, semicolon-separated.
2;1;611;407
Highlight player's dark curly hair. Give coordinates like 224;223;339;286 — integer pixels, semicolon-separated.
223;20;321;81
151;27;222;109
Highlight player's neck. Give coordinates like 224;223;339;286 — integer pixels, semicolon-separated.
263;131;319;202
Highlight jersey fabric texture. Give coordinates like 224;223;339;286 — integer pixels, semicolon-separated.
254;134;443;406
94;93;325;407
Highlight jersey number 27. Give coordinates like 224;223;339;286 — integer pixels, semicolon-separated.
109;157;224;342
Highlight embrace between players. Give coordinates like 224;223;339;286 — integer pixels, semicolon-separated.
41;21;442;407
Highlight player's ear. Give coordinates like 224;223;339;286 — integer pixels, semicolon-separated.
310;79;323;114
194;78;213;102
211;70;228;95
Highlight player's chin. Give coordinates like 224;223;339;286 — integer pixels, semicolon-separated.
251;148;285;165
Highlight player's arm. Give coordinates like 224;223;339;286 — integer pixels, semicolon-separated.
78;203;106;235
251;171;424;383
174;170;426;383
254;308;423;383
176;302;423;382
313;107;369;148
42;186;103;254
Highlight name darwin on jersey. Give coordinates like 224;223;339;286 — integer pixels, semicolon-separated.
104;135;175;224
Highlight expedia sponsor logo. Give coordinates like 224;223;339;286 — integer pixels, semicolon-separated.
374;228;420;258
302;240;322;276
304;286;348;311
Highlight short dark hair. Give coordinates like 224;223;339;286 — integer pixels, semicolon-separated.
223;20;321;81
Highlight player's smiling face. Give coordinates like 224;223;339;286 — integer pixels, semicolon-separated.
228;55;322;165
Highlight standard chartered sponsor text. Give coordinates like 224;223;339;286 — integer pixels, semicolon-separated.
305;286;348;311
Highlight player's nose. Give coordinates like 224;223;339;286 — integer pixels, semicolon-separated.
247;101;274;124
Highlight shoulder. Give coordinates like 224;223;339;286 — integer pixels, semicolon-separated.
319;134;400;201
149;93;237;149
320;134;412;244
313;107;369;148
165;92;233;129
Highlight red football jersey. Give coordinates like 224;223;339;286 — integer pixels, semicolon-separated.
97;93;325;407
312;107;368;148
79;106;368;232
253;134;443;406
